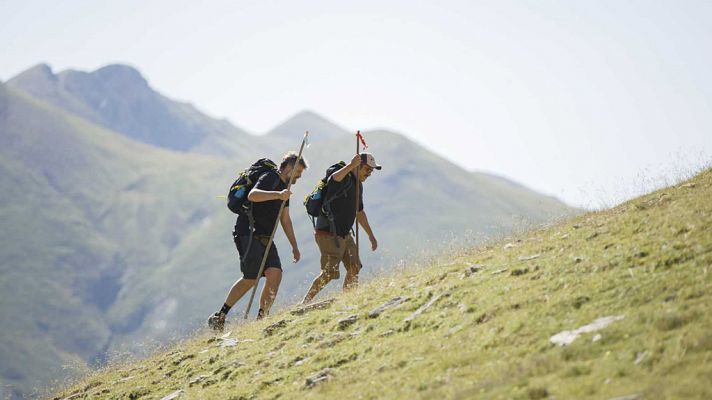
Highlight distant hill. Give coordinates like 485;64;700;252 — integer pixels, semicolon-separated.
0;65;573;399
266;110;350;141
51;168;712;400
7;64;256;156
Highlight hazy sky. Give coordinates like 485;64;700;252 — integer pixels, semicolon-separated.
1;0;710;208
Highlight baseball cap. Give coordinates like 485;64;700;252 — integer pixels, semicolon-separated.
361;152;382;170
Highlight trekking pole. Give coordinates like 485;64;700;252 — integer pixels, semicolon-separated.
244;131;309;319
354;131;361;269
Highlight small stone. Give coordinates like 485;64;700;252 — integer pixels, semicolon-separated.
379;329;395;337
305;368;334;388
503;243;515;249
338;315;358;330
316;333;348;349
518;254;540;261
113;376;134;384
189;375;209;387
592;334;602;342
404;293;448;323
219;338;238;348
160;390;184;400
550;315;625;346
291;298;336;316
264;319;288;336
574;257;584;263
634;351;647;365
369;296;409;318
464;264;483;277
573;224;582;229
608;395;640;400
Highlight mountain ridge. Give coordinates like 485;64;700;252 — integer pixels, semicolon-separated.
265;109;351;141
8;63;254;154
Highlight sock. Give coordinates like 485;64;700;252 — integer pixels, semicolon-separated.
220;303;231;316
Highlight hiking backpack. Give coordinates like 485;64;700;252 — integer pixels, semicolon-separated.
227;158;278;215
304;161;351;218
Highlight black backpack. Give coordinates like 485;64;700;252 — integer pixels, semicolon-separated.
304;161;350;218
227;158;278;215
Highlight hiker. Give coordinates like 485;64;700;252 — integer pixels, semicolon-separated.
209;152;308;330
301;152;381;304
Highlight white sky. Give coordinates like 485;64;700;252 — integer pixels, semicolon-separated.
1;0;711;208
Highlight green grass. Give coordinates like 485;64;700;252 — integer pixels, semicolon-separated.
52;168;712;399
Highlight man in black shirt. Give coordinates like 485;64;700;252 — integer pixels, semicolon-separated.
301;152;381;304
209;152;307;330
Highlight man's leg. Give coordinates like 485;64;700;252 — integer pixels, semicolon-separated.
302;270;333;305
302;235;343;304
343;235;361;291
259;267;282;315
224;278;257;307
209;278;256;331
210;234;260;330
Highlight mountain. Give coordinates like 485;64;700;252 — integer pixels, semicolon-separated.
52;168;712;400
6;64;256;156
266;110;349;141
0;64;573;399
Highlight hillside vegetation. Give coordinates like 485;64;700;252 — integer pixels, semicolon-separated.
53;168;712;399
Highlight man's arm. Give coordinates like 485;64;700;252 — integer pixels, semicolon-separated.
248;173;291;202
357;210;378;251
248;188;290;202
332;154;362;182
280;206;301;262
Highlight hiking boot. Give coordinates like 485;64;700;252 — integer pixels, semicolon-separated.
256;308;266;320
207;312;226;332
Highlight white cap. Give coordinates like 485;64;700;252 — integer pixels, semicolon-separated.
362;152;382;170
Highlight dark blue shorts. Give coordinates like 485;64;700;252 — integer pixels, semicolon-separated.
234;234;282;279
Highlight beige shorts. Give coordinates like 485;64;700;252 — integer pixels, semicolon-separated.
315;233;361;280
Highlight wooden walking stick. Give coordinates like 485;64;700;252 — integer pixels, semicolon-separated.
355;131;361;271
244;131;309;319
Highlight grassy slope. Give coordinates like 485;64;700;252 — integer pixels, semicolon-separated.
54;168;712;399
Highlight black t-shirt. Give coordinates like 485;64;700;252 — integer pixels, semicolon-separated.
316;172;363;237
235;170;289;236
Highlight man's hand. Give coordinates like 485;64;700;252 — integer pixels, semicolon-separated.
292;247;301;263
348;154;362;169
369;235;378;251
277;189;292;201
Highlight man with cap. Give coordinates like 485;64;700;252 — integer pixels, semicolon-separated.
301;152;381;304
